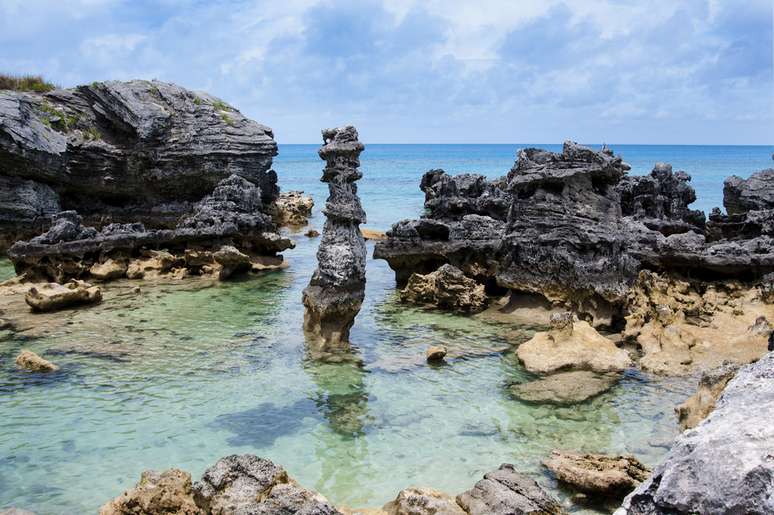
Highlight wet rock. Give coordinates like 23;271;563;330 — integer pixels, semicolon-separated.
306;229;321;238
99;469;200;515
543;450;649;498
0;80;278;250
511;371;620;405
425;345;448;362
302;126;367;350
675;362;741;430
456;463;564;515
192;454;340;514
25;280;102;312
89;258;128;281
517;315;631;374
383;487;465;515
401;264;487;313
273;190;314;225
213;245;251;280
618;351;774;514
15;349;59;372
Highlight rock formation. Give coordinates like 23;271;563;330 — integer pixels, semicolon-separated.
0;80;279;249
25;280;102;311
302;126;367;350
618;351;774;514
99;469;200;515
8;174;292;283
272;190;314;225
382;487;466;515
400;264;487;313
15;349;59;372
511;371;620;405
675;361;741;430
543;451;649;498
455;464;564;515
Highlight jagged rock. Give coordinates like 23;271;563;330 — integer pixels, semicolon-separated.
543;451;649;498
400;264;487;313
618;351;774;515
8;175;292;283
213;245;251;280
724;169;774;215
89;258;128;281
99;469;201;515
306;229;320;238
420;170;511;221
675;362;741;430
0;80;278;249
25;280;102;311
15;349;59;372
273;190;314;225
192;454;340;514
0;175;60;250
517;315;631;374
455;463;564;515
511;371;620;405
382;487;465;515
425;345;447;362
302;126;367;350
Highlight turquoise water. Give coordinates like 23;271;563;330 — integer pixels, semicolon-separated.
1;144;771;514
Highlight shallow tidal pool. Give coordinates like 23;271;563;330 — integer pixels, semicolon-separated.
0;233;693;514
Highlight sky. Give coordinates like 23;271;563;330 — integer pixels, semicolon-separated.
1;0;772;144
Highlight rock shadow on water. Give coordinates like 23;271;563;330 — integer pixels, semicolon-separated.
212;398;320;448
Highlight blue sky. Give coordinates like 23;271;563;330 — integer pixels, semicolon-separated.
1;0;772;144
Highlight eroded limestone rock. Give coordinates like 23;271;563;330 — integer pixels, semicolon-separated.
15;349;59;372
302;127;366;350
456;464;564;515
213;245;251;280
273;190;314;226
25;280;102;312
675;362;741;430
99;469;201;515
383;487;465;515
543;451;649;498
401;264;487;313
511;371;620;405
425;345;448;362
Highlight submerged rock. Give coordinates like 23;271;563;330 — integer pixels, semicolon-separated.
543;451;649;498
193;454;340;514
0;80;278;249
675;361;741;430
618;351;774;514
25;280;102;312
15;349;59;372
273;190;314;226
456;463;564;515
99;469;200;515
511;371;620;405
0;508;37;515
401;264;487;313
302;126;367;350
517;314;631;374
383;487;465;515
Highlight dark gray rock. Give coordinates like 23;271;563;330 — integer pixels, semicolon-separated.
0;175;60;249
617;352;774;514
455;463;564;515
724;169;774;215
0;80;278;249
302;126;366;350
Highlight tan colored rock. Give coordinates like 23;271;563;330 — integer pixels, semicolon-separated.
183;249;213;270
543;450;649;498
511;371;620;405
89;258;128;281
25;280;102;312
425;345;448;362
126;250;180;280
361;228;387;241
383;487;465;515
517;315;631;374
212;245;251;280
99;468;201;515
15;350;59;372
274;190;314;226
250;254;288;273
676;362;741;430
401;264;487;313
306;228;321;237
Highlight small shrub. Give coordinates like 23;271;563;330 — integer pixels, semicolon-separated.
193;96;202;106
0;73;57;92
212;99;231;111
83;127;102;141
220;112;235;126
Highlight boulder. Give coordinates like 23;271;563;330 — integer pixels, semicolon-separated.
618;351;774;514
213;245;251;280
456;464;564;515
383;487;465;515
89;258;128;281
273;190;314;225
425;345;448;362
15;349;59;372
302;127;367;350
543;451;649;498
361;228;387;241
723;169;774;215
400;264;487;313
675;362;741;430
25;280;102;312
192;454;340;514
0;80;278;250
99;469;201;515
517;315;631;374
511;371;620;405
306;229;321;238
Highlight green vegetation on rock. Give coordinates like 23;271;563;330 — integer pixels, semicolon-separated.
0;73;57;92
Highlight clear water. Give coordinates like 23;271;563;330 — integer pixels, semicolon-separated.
1;144;771;514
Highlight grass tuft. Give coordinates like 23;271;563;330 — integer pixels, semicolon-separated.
212;99;231;111
0;73;57;92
